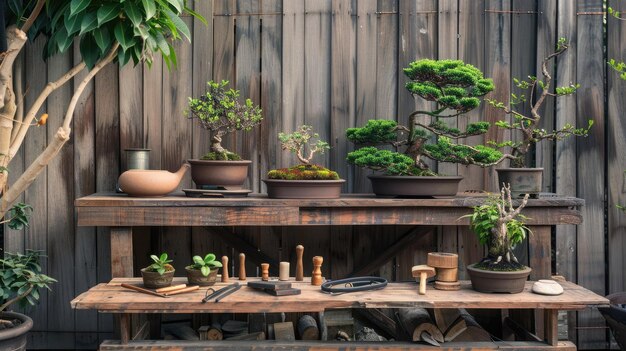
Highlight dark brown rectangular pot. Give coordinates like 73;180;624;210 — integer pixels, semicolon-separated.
368;175;463;197
467;263;532;294
263;179;345;199
185;267;219;286
0;312;33;351
140;267;175;289
495;168;543;197
188;159;251;189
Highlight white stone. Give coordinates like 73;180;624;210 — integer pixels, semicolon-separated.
532;279;564;296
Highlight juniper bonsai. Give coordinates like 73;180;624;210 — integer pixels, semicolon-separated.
487;38;593;168
346;59;507;176
187;80;263;160
267;125;339;180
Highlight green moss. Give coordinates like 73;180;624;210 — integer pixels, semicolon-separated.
267;164;340;180
201;151;242;161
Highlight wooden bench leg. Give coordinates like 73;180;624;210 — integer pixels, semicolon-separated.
111;227;134;278
120;313;131;344
529;225;551;338
544;309;558;346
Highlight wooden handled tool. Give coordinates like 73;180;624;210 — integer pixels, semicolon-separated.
164;285;199;296
239;253;246;280
295;245;304;281
412;265;435;295
221;256;229;282
156;284;186;293
261;263;270;281
311;256;323;286
121;283;169;298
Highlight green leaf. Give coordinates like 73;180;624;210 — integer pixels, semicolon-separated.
166;0;183;13
80;35;100;70
150;255;159;263
142;0;157;19
56;28;73;53
93;27;112;53
70;0;90;16
193;256;204;266
64;11;82;35
155;32;170;56
80;12;99;35
114;23;136;51
204;254;216;263
124;1;143;27
97;4;119;26
166;9;191;41
157;267;165;275
200;266;210;277
184;6;208;25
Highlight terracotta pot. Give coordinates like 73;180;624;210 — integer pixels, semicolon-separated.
185;267;219;286
495;168;543;197
119;163;189;197
140;267;175;289
467;263;532;294
263;179;345;199
368;175;463;197
188;159;251;189
0;312;33;351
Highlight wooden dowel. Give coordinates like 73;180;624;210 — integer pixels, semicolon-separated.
222;256;229;282
164;285;200;296
155;284;186;293
121;283;168;298
296;245;304;281
239;253;246;280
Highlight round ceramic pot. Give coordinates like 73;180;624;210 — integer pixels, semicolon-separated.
0;312;33;351
496;168;543;197
368;175;463;197
263;179;345;199
118;164;189;197
140;267;175;289
188;159;251;189
467;263;532;294
185;267;219;286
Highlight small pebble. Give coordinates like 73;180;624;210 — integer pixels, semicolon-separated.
532;279;564;295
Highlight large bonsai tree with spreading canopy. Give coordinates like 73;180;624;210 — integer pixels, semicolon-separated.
0;0;201;227
346;59;509;176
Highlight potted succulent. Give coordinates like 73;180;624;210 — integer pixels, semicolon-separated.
187;80;263;189
346;59;505;197
0;250;55;351
185;253;223;286
464;184;532;293
263;125;345;199
487;38;593;196
141;253;175;289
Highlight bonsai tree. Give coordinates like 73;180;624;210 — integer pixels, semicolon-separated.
486;38;593;167
187;80;263;160
0;1;201;227
466;184;530;271
188;253;222;277
1;250;55;320
146;253;174;275
346;59;506;176
267;125;339;180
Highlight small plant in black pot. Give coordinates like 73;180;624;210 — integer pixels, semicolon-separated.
186;254;223;286
464;184;532;293
264;125;345;199
141;253;175;289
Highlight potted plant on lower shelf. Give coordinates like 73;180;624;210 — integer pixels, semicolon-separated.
464;184;531;293
346;59;506;197
186;254;222;286
141;253;175;289
186;80;263;190
263;125;345;199
487;38;593;196
0;250;55;351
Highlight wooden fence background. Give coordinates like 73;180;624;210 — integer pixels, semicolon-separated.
2;0;625;349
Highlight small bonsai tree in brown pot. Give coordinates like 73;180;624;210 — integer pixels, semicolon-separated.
263;125;345;199
141;253;175;289
464;184;531;293
187;80;262;190
185;253;222;286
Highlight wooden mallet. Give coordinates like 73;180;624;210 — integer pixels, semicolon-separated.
412;265;435;295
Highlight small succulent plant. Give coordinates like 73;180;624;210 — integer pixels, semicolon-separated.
148;253;174;275
189;254;223;277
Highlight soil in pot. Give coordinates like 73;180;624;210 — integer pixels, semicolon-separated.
495;168;543;197
185;267;219;286
467;263;531;294
188;159;251;189
141;267;175;289
368;175;463;197
0;312;33;351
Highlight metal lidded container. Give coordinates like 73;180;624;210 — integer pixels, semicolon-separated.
125;148;151;170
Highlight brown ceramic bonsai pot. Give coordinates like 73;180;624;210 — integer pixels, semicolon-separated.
185;267;219;286
188;159;251;189
467;263;532;294
495;168;543;197
140;267;175;289
0;312;33;351
262;179;345;199
118;163;189;197
368;175;463;197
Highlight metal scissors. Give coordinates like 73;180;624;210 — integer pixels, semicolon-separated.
202;282;241;303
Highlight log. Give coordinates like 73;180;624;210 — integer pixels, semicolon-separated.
199;322;223;341
433;309;463;332
273;322;295;341
355;327;387;341
225;331;266;341
396;308;444;343
443;309;491;342
297;315;319;340
162;324;199;340
353;308;397;339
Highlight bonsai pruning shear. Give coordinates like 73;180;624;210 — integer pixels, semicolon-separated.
202;282;241;303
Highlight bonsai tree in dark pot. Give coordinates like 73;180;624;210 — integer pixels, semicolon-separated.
346;59;506;197
185;253;222;286
464;184;531;293
187;80;263;190
264;125;345;198
0;250;55;351
141;253;175;289
487;38;593;197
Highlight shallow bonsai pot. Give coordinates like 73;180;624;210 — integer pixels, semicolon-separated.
185;267;219;286
368;175;463;197
467;263;532;294
262;179;345;199
496;168;543;197
140;267;175;289
188;159;251;189
0;312;33;351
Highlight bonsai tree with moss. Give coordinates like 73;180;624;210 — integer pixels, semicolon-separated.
267;125;339;180
187;80;263;160
466;184;530;271
486;38;593;168
346;59;507;176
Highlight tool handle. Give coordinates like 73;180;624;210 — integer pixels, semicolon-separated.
121;283;168;298
222;256;229;282
164;285;199;296
155;284;186;293
295;245;304;281
239;253;246;280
